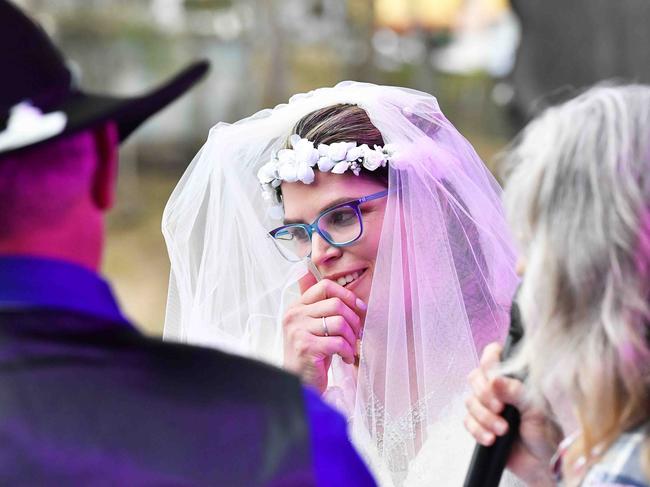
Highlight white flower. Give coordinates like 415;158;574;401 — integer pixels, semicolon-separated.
317;156;336;172
278;159;298;182
257;161;277;184
328;141;356;162
274;142;317;184
296;164;315;184
276;148;298;182
293;137;319;167
345;145;364;162
382;143;398;157
317;144;336;171
362;146;386;171
331;161;351;174
277;148;295;166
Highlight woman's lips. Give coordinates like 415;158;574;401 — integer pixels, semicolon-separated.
343;268;368;291
336;270;361;287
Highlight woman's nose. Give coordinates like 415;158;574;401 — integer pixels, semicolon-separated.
310;233;342;266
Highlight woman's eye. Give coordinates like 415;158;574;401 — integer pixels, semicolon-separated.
288;228;309;242
329;209;356;226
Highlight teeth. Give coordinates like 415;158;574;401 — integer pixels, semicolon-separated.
336;271;362;287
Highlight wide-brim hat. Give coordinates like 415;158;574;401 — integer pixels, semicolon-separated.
0;0;209;156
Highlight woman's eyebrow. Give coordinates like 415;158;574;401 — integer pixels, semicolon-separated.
319;196;358;211
282;217;304;225
283;196;361;225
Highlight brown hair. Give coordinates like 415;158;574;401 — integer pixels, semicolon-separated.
287;103;389;182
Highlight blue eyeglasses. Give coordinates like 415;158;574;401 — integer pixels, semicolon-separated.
269;190;389;262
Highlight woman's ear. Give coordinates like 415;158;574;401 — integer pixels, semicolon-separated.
91;122;119;211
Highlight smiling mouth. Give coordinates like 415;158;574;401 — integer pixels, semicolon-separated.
336;268;368;288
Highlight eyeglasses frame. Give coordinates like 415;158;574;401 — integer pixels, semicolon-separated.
268;189;389;260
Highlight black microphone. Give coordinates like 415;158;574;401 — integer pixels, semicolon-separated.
463;296;525;487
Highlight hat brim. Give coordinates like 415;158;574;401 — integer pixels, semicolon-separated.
0;60;209;156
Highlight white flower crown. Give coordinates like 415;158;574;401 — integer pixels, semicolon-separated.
257;134;396;218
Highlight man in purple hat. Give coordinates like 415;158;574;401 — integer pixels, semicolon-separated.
0;2;375;485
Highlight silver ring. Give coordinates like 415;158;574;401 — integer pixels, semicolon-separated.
321;316;329;337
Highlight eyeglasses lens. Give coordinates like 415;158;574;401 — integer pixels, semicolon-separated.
318;206;361;245
272;226;311;261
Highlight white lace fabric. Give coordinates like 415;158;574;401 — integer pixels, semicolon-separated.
162;82;519;486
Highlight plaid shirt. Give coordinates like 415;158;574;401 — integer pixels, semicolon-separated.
557;422;649;486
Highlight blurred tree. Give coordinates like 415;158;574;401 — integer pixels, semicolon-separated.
510;0;650;127
186;0;232;8
258;0;289;106
346;0;377;81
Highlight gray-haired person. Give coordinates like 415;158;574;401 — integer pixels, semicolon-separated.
464;84;650;486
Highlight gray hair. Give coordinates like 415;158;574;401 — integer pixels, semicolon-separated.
502;84;650;461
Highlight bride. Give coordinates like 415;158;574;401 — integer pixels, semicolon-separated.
162;82;519;486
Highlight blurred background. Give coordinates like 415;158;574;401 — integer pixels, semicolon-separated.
13;0;648;335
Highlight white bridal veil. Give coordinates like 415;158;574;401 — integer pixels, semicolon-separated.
162;82;519;486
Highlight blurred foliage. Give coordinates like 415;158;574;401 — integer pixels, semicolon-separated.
14;0;517;333
186;0;232;8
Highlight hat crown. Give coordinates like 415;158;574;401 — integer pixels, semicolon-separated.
0;0;209;156
0;0;72;116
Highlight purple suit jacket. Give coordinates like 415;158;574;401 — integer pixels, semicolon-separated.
0;256;375;486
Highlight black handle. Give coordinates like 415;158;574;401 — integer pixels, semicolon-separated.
463;297;524;487
463;404;521;487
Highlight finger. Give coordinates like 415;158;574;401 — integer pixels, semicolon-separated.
307;298;361;337
464;414;495;446
298;271;318;294
320;336;356;365
301;279;367;314
492;376;526;410
480;342;503;370
468;367;504;414
465;395;509;437
312;316;357;351
292;333;355;365
282;303;360;349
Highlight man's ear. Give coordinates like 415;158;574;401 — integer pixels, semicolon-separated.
91;122;119;211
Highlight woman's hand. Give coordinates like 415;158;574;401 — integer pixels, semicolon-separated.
464;343;562;487
283;278;366;394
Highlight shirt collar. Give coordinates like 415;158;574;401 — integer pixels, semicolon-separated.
0;256;131;327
